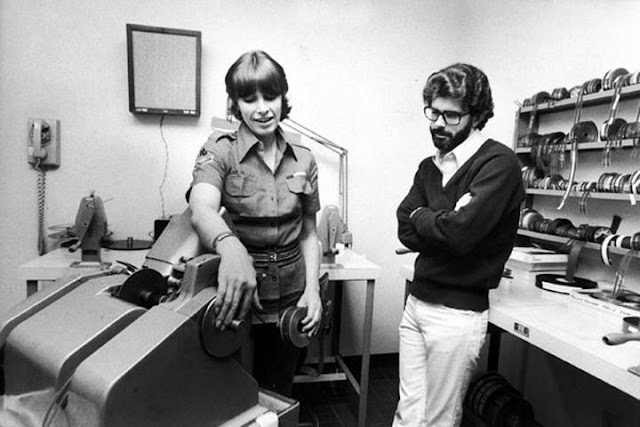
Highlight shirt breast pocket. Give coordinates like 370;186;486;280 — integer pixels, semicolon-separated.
286;175;312;195
225;174;258;197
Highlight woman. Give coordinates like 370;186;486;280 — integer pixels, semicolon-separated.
187;50;322;396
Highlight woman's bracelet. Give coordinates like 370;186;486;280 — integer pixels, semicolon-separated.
212;231;236;252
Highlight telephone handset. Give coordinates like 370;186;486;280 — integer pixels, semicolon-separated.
29;119;49;160
28;118;60;168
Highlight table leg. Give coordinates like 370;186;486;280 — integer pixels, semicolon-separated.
357;279;375;427
331;280;343;356
487;323;503;371
27;280;38;297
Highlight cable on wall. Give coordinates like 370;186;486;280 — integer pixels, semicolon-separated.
158;114;169;218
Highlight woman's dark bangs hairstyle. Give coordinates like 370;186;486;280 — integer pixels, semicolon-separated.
422;63;494;130
225;50;291;120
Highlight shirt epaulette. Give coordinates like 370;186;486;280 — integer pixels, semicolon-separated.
287;142;312;162
214;131;237;143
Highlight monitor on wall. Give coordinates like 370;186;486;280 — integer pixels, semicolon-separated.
127;24;201;116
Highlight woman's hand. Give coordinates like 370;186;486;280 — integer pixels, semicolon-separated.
214;236;258;329
297;213;322;337
297;290;323;337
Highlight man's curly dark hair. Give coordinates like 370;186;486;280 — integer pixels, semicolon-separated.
423;63;494;130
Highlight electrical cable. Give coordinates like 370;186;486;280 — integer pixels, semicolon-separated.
612;249;636;299
41;375;72;427
158;114;169;218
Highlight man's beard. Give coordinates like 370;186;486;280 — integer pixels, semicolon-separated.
430;120;473;153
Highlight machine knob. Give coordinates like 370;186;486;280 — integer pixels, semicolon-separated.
200;299;249;358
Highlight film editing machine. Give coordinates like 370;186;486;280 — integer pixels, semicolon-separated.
0;210;301;426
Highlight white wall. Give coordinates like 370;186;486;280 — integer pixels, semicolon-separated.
0;0;462;355
4;0;640;425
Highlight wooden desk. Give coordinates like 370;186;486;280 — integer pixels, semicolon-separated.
400;265;640;400
18;247;381;427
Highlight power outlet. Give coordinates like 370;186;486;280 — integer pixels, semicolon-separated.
27;118;60;168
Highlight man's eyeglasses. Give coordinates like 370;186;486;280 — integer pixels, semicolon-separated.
423;106;470;126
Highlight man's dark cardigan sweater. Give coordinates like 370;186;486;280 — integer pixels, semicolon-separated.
397;139;525;312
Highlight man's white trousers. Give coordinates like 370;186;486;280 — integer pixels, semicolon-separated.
393;295;488;427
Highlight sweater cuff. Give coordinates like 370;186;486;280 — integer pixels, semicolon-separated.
409;206;424;220
410;207;429;231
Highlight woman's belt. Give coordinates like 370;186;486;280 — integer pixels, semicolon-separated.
248;242;301;267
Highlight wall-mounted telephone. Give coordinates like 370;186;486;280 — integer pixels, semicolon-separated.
28;118;60;168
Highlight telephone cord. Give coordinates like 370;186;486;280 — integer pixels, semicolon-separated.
35;160;47;255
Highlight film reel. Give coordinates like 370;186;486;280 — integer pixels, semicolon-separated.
116;268;168;309
279;306;310;348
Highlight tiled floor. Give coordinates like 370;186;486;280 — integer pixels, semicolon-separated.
292;353;399;427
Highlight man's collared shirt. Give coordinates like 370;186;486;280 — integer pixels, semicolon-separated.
433;129;485;186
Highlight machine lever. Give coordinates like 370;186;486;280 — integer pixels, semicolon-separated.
603;332;640;345
116;259;138;273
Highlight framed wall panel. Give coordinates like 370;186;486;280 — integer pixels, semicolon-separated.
127;24;201;116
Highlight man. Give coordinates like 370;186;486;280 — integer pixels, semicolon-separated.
394;63;524;426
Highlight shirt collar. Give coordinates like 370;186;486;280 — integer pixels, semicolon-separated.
236;122;295;162
436;128;485;168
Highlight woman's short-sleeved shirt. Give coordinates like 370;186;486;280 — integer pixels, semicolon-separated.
189;123;321;249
